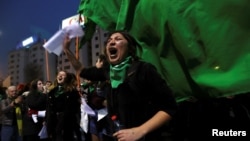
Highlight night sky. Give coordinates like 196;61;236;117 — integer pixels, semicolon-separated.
0;0;80;78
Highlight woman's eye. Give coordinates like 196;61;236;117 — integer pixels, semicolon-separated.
107;39;111;43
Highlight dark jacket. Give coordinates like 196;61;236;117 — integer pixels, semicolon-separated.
80;60;178;141
46;86;81;141
0;98;20;126
22;91;47;136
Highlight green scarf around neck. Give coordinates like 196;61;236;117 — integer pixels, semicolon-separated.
110;56;132;88
55;85;64;97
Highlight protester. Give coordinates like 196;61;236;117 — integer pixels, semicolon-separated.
85;54;110;141
1;86;23;141
22;79;47;141
63;31;178;141
45;71;82;141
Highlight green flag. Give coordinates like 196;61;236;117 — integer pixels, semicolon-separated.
78;0;250;102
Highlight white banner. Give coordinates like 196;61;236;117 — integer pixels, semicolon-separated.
62;14;85;29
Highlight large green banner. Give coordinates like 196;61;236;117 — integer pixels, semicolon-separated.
78;0;250;102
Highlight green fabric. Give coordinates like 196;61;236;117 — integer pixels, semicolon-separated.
55;86;64;98
16;107;22;136
78;18;96;48
78;0;250;102
110;56;132;88
89;85;95;93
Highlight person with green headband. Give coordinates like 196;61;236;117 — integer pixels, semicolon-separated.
63;31;177;141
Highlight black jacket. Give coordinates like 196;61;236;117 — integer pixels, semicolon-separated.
46;87;81;141
22;91;47;136
80;60;177;141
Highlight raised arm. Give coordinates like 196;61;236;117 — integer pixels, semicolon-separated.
63;35;84;75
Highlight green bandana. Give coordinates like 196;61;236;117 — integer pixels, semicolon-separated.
110;56;132;88
55;86;64;97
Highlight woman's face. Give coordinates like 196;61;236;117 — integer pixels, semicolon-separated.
106;32;129;65
45;82;52;88
57;71;67;84
37;80;44;92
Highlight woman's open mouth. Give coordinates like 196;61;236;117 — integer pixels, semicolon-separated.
109;48;118;58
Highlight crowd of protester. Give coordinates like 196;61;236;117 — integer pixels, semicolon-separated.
0;30;250;141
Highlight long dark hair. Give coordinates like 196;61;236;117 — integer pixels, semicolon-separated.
29;79;41;92
105;30;141;61
54;70;77;92
28;79;42;97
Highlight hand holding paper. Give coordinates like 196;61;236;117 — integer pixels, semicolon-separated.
43;23;84;56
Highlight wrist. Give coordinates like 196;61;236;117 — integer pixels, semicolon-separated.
137;126;148;137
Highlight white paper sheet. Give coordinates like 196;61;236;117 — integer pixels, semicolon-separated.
43;23;84;56
80;97;95;133
38;110;46;117
38;124;48;139
97;108;108;121
32;114;38;123
81;97;95;116
80;109;89;133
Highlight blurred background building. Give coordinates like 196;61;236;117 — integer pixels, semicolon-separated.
2;26;108;87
